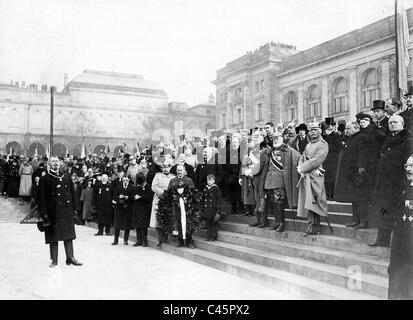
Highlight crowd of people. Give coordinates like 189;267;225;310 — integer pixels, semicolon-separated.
1;96;413;298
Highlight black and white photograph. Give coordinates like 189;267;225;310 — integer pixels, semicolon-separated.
1;0;413;306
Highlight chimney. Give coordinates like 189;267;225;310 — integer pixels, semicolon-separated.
208;93;215;104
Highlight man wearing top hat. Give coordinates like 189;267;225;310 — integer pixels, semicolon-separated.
323;117;343;200
297;120;329;236
371;100;389;138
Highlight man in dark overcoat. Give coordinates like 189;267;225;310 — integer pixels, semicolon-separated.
323;117;343;200
225;135;243;214
131;172;154;247
388;154;413;299
335;122;374;229
111;175;134;245
168;164;195;248
369;115;413;247
371;100;389;142
92;173;113;236
38;156;82;267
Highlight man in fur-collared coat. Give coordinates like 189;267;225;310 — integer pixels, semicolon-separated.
254;131;300;232
297;120;329;236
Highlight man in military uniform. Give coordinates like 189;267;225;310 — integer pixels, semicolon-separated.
388;154;413;299
297;121;329;236
39;156;83;268
168;164;195;248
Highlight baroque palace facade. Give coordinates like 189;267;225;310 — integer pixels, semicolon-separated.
0;70;215;157
214;8;413;130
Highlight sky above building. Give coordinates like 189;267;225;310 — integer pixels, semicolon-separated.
0;0;412;106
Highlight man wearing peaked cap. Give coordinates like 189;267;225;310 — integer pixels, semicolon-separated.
297;120;329;236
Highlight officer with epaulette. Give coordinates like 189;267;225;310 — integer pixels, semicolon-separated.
38;155;83;268
388;154;413;299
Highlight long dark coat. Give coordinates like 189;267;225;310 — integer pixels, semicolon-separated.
323;131;343;200
39;171;76;244
201;184;223;219
131;183;154;228
6;163;20;197
388;184;413;299
71;182;82;212
92;182;114;225
370;129;413;227
225;148;241;202
334;131;374;203
112;183;134;230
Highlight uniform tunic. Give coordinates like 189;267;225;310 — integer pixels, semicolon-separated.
39;171;76;244
150;172;175;228
297;136;329;218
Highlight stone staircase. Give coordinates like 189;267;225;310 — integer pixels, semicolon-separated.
86;199;389;299
0;196;31;223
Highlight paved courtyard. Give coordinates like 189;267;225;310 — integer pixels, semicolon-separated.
0;222;294;300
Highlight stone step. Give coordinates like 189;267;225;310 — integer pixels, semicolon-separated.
219;221;390;258
84;222;379;300
223;214;378;243
194;229;388;277
221;200;353;215
191;235;388;298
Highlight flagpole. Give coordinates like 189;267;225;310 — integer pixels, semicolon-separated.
50;86;55;156
395;0;401;100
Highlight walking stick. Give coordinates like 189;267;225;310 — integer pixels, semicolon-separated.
324;215;334;234
20;205;39;224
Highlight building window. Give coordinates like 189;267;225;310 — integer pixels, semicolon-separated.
236;88;242;97
222;113;226;127
256;103;263;121
307;85;321;119
332;77;348;114
261;79;265;90
285;91;297;121
233;104;242;124
206;109;212;115
362;68;379;109
255;81;259;92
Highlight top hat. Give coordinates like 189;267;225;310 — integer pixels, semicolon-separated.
371;100;385;110
295;123;309;134
325;117;336;125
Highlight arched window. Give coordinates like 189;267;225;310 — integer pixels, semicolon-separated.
114;145;125;155
332;77;348;114
362;69;379;108
6;141;23;155
94;145;106;155
285;91;297;121
307;85;321;119
28;142;46;157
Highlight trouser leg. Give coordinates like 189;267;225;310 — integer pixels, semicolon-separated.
136;228;143;245
352;202;361;224
105;224;111;235
142;228;148;245
50;242;58;263
97;224;104;234
114;228;120;243
156;227;163;244
212;220;218;239
124;229;130;242
307;211;320;233
63;240;74;260
275;200;285;224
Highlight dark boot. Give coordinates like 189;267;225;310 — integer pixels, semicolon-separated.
368;229;391;247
